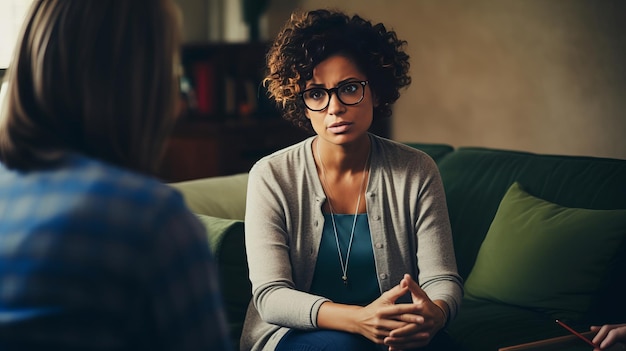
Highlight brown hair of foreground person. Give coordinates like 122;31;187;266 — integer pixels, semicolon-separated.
0;0;181;175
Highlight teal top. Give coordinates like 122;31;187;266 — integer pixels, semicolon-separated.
310;214;379;305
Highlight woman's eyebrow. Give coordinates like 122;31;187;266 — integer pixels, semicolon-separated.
305;78;361;89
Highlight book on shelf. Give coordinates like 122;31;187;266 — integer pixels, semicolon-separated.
192;60;216;116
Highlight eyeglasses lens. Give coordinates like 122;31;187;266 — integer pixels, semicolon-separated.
302;81;365;111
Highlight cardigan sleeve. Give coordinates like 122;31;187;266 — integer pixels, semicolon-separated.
244;160;330;330
412;154;464;322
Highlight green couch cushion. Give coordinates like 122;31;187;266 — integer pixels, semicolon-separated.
171;173;249;220
195;214;250;349
464;182;626;321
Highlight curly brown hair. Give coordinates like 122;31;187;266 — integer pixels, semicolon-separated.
264;9;411;133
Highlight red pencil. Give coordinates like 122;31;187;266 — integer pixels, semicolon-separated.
555;319;598;348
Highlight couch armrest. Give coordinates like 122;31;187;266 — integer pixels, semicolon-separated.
169;173;249;220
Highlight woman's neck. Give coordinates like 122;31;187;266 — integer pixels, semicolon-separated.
314;135;370;173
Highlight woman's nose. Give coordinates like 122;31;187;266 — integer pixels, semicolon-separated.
326;92;345;115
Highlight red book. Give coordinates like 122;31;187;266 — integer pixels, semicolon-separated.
193;61;215;115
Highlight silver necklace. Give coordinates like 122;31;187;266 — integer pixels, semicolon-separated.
316;140;369;286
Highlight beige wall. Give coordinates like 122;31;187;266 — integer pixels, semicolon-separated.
177;0;626;160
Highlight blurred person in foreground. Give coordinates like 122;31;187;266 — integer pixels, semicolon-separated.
0;1;232;350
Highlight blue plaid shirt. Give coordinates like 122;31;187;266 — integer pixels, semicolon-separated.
0;154;232;351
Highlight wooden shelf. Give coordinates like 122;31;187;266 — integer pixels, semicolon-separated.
158;118;312;182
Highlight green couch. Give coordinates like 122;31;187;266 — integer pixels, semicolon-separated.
170;144;626;351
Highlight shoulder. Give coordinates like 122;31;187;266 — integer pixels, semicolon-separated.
0;153;207;272
28;154;192;235
250;136;314;177
246;137;317;205
65;156;208;259
370;134;437;170
73;155;184;210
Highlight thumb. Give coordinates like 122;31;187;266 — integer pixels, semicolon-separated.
381;282;409;304
402;274;429;302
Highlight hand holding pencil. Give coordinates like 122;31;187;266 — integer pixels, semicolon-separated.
590;323;626;351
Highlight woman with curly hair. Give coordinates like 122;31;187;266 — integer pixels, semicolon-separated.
242;9;462;351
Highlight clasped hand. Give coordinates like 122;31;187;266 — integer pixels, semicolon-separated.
356;274;446;351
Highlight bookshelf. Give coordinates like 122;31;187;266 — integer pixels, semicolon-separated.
159;42;312;182
178;42;277;120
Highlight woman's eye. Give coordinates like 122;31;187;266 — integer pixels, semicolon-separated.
340;83;359;94
306;89;326;100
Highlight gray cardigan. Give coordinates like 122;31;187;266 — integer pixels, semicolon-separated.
241;134;463;351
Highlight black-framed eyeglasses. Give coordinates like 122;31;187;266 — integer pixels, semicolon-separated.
300;81;368;111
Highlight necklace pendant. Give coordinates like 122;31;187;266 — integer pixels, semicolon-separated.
342;275;348;286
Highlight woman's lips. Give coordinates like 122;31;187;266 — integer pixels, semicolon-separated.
328;122;352;134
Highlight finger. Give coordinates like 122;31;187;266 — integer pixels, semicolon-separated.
600;334;616;349
386;331;429;344
592;325;611;345
591;331;602;345
377;303;422;320
382;283;409;303
384;311;425;326
380;298;428;318
388;322;424;337
397;312;425;325
402;274;430;301
377;319;412;333
599;327;626;349
384;332;430;349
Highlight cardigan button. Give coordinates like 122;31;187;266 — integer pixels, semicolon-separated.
375;243;383;249
379;273;388;279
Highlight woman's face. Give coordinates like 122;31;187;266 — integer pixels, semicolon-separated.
304;54;375;146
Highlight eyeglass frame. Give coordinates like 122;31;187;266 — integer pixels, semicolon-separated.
299;80;369;112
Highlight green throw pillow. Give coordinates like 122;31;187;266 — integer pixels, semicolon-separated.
464;182;626;321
